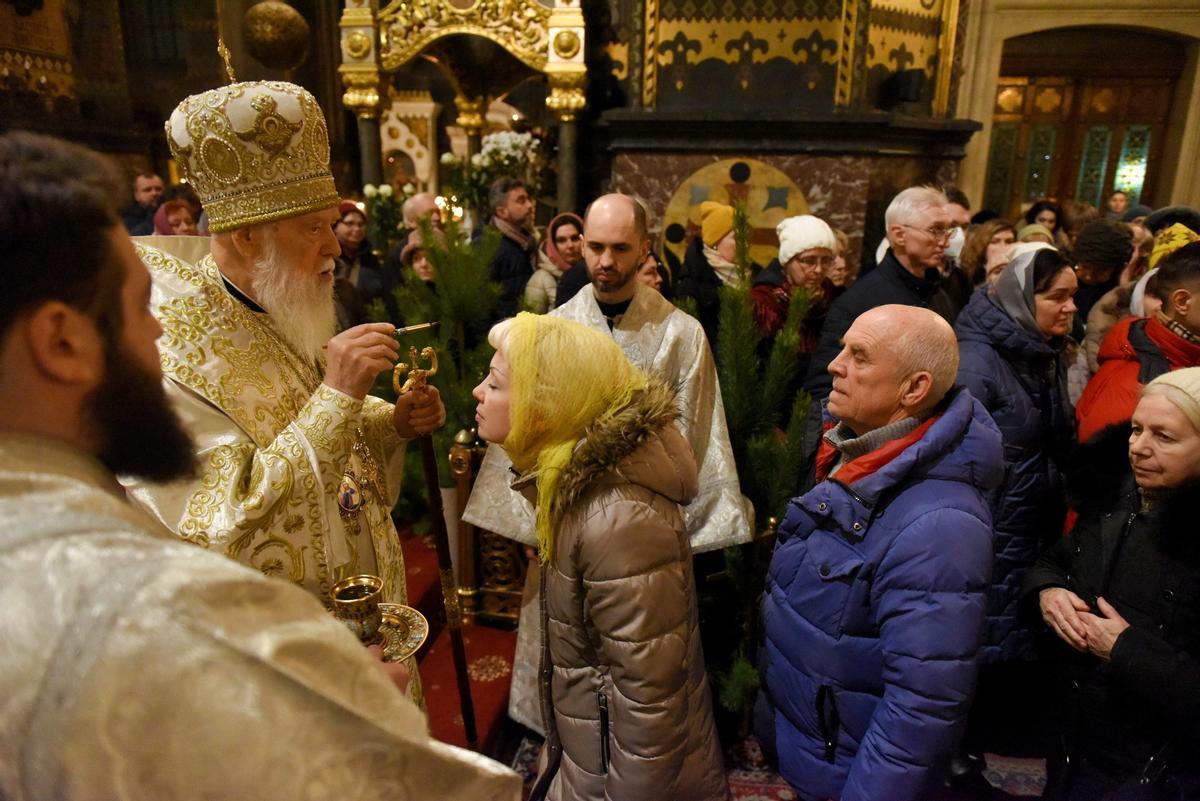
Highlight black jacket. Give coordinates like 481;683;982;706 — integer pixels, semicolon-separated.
1021;480;1200;781
673;236;723;346
121;203;155;237
803;249;942;398
551;260;589;309
486;229;535;321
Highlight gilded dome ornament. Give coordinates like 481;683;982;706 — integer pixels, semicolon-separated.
243;1;311;72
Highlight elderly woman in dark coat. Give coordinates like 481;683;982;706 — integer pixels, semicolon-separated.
951;247;1079;782
1022;369;1200;800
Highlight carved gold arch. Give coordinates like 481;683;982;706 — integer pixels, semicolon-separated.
338;0;587;126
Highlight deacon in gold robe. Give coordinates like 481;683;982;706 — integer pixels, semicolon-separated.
0;130;519;801
122;81;440;703
461;194;753;731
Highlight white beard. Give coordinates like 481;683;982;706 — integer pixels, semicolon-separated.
251;234;336;364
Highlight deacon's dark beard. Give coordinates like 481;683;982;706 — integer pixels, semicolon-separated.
87;342;196;482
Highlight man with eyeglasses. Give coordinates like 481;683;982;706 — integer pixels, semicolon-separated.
804;185;953;400
929;185;974;323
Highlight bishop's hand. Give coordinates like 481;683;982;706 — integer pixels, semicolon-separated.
394;384;446;439
323;323;400;400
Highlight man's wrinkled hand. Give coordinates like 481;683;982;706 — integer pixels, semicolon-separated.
1039;587;1091;652
393;384;446;439
366;644;410;693
323;323;399;400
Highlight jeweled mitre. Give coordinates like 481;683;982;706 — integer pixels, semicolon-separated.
165;81;339;233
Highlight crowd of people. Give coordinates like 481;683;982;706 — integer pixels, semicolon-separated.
3;72;1200;801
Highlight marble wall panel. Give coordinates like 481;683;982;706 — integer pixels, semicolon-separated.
611;151;963;276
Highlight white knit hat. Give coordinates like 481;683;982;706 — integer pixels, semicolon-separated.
1145;367;1200;434
777;215;836;266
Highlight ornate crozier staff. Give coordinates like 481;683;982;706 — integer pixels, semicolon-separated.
393;328;479;751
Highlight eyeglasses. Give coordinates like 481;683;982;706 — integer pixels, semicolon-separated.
902;224;957;242
792;255;835;269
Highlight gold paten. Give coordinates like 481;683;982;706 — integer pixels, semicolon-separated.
378;603;430;662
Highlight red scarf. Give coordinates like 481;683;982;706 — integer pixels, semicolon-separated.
815;415;941;486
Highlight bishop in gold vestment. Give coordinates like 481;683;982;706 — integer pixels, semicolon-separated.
126;243;411;607
123;80;428;701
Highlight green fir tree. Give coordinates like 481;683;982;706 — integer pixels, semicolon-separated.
367;219;501;523
700;203;813;734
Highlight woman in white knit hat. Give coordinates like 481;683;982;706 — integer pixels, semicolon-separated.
1023;366;1200;799
750;214;842;378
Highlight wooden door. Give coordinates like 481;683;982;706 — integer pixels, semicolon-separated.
983;75;1175;219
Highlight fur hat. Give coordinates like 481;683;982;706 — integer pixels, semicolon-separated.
1145;367;1200;434
699;201;734;247
776;215;836;266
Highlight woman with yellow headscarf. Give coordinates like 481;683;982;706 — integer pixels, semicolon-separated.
472;313;729;801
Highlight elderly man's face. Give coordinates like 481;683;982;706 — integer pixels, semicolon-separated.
405;194;442;230
827;316;907;434
1129;393;1200;490
892;203;951;273
274;208;342;284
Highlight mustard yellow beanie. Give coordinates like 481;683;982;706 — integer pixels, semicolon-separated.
699;201;735;247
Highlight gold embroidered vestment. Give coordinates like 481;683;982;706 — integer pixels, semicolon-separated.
126;244;410;626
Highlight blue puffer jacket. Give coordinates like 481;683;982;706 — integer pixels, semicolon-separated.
762;388;1002;801
955;287;1073;663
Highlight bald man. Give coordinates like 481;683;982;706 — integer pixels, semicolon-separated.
760;306;1004;801
463;193;751;733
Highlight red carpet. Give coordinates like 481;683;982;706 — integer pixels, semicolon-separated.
400;527;518;753
418;623;517;751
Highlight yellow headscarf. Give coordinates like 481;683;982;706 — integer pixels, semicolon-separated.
499;313;647;564
1149;222;1200;269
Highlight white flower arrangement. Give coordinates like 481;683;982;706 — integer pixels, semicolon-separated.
363;183;378;198
377;183;393;197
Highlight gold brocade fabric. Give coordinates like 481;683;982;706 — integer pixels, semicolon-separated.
462;283;753;553
0;434;521;801
164;81;339;233
124;244;418;701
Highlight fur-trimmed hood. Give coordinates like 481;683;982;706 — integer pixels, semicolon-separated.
511;377;699;517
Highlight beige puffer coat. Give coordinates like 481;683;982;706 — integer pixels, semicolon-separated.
516;380;729;801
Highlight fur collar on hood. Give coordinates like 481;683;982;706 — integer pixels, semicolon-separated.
512;377;698;521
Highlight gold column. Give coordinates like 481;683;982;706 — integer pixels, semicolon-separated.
455;94;486;158
933;0;961;117
339;0;384;184
546;1;587;213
